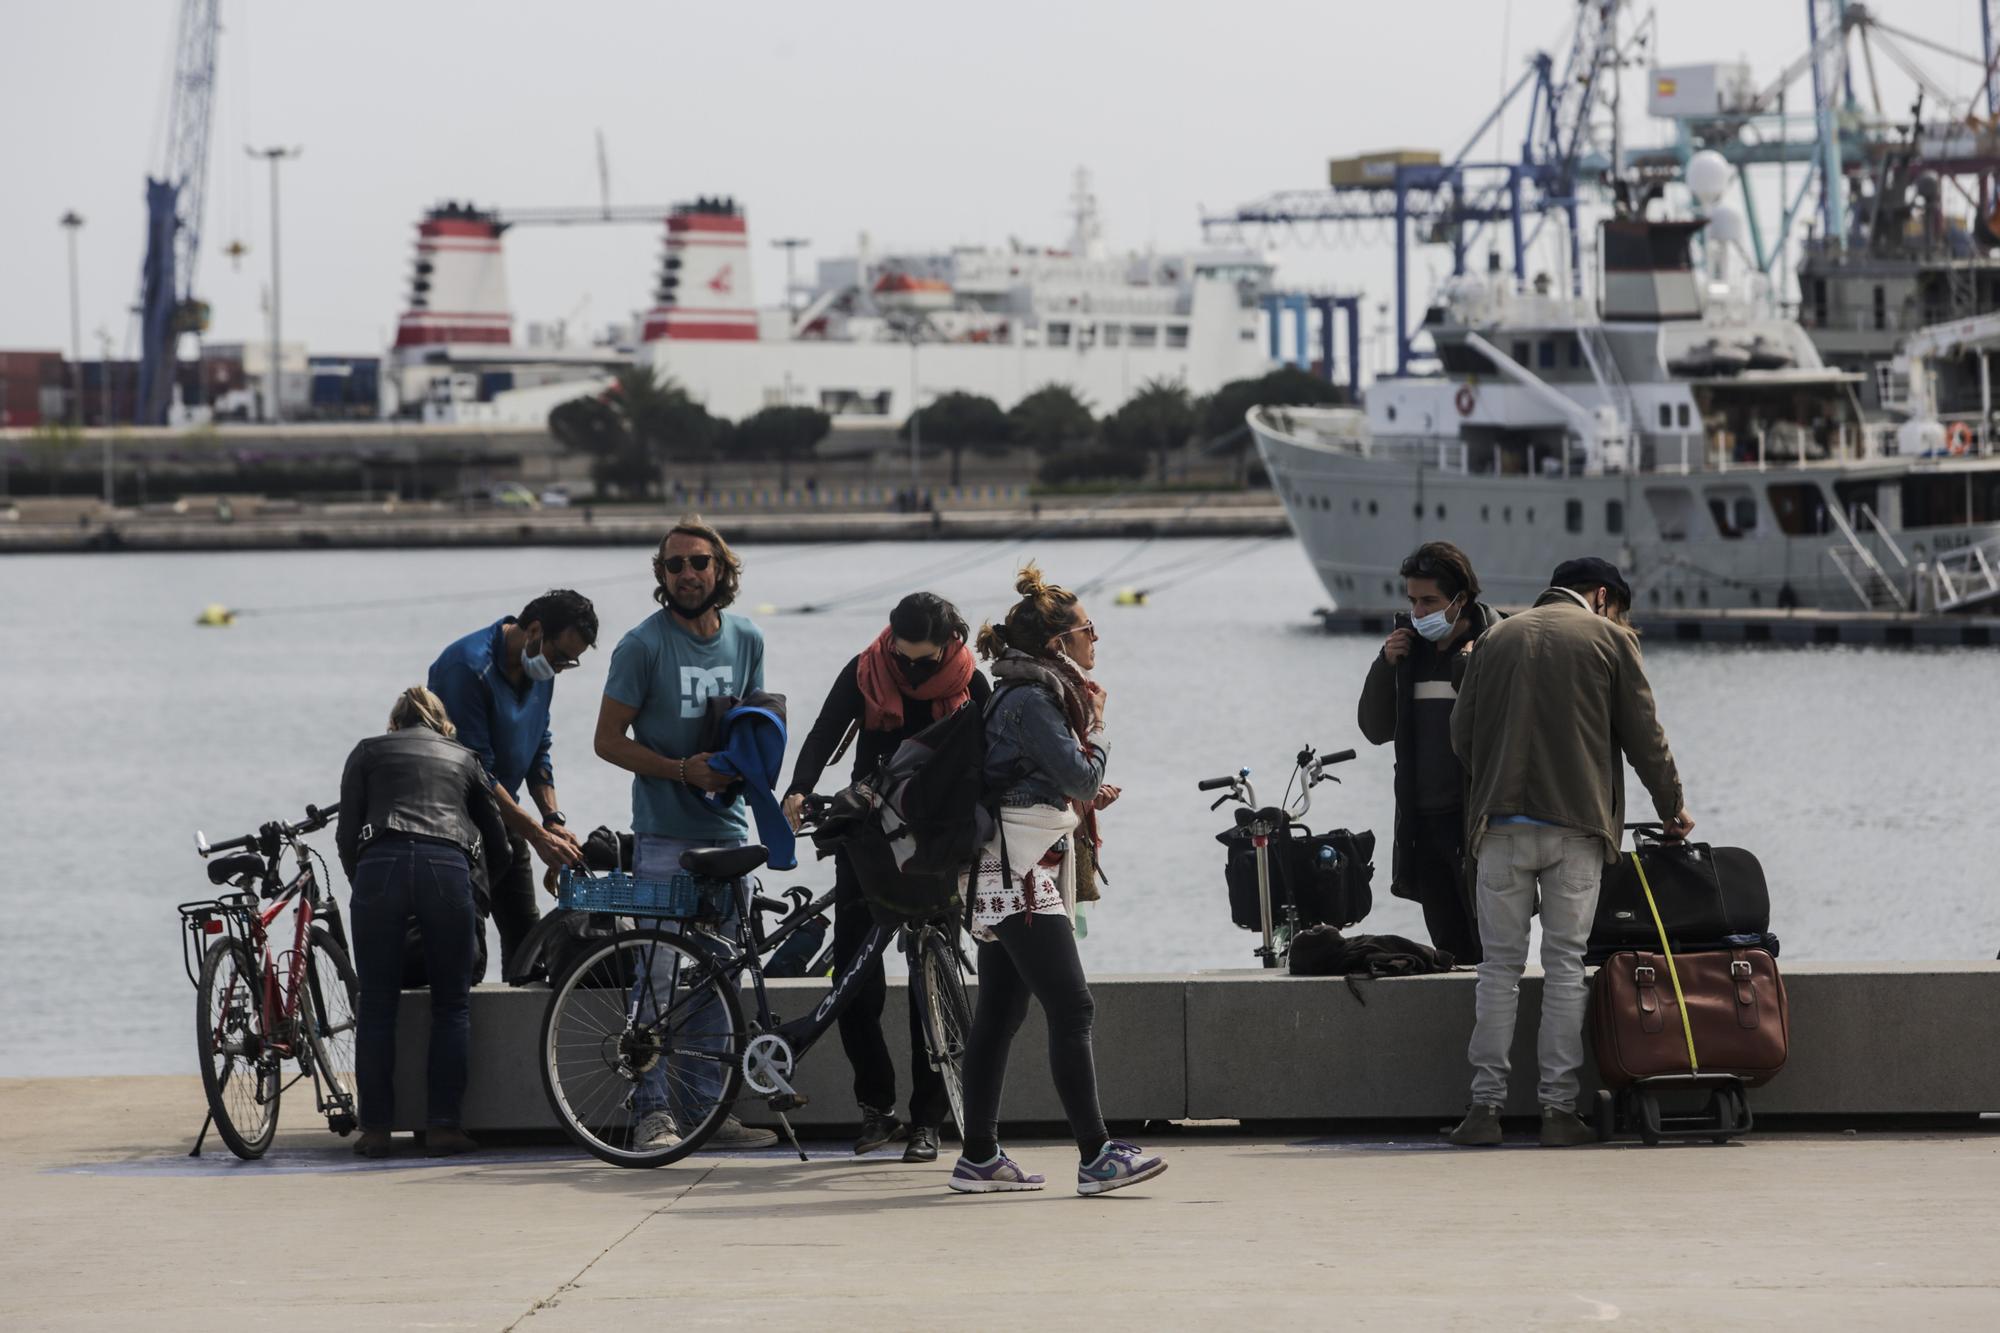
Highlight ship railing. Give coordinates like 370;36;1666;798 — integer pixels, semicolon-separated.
1928;537;2000;614
1357;438;1470;474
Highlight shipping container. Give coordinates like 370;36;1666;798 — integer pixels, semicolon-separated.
1328;149;1442;189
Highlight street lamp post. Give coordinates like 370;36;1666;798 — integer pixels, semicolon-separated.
247;145;302;422
59;212;84;429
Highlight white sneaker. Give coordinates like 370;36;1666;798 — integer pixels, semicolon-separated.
634;1110;682;1149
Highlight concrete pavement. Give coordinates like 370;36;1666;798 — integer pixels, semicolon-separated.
3;1076;1997;1330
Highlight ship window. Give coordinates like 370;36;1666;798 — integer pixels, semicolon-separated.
1414;502;1424;519
1705;485;1759;539
1676;403;1690;428
1367;499;1378;515
1645;486;1696;542
1049;322;1072;348
1568;338;1582;368
1436;504;1446;520
1565;499;1584;533
1872;286;1886;332
1166;324;1189;349
1606;499;1625;534
1657;403;1673;429
1130;325;1158;348
1537;339;1556;369
1502;506;1512;523
1102;324;1122;347
1526;507;1535;523
1768;482;1830;536
1437;344;1497;374
1512;341;1531;365
1480;504;1489;522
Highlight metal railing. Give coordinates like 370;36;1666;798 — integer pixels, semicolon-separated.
1825;501;1909;612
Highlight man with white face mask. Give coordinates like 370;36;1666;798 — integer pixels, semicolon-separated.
1358;541;1501;964
1447;555;1693;1148
428;590;596;979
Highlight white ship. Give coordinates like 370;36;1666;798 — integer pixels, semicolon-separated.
391;172;1278;425
1252;195;2000;617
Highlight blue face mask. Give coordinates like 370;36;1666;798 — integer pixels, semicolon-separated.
522;636;556;682
1411;597;1463;643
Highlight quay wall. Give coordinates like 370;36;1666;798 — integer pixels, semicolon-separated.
391;963;2000;1132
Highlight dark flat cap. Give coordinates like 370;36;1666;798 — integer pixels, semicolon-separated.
1549;556;1632;606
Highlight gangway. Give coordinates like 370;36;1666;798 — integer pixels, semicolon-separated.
1930;536;2000;613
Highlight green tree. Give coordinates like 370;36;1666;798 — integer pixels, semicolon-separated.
1007;383;1096;456
1102;378;1198;484
899;390;1011;486
732;404;831;492
616;369;728;496
1199;367;1350;485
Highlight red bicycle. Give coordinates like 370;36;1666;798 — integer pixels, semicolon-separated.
180;801;359;1159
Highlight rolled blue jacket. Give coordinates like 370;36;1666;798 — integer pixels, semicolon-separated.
982;682;1108;809
704;703;798;871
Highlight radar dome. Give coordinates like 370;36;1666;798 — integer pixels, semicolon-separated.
1706;205;1748;249
1687;150;1733;207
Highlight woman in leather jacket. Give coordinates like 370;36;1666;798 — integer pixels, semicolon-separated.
335;686;511;1158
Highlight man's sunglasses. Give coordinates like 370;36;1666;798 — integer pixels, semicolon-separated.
659;554;714;574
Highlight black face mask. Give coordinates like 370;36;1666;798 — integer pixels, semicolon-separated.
898;656;941;686
668;586;721;620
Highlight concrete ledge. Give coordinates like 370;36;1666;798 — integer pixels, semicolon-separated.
392;974;1187;1132
393;962;2000;1131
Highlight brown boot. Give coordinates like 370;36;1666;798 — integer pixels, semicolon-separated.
424;1127;480;1157
353;1128;394;1158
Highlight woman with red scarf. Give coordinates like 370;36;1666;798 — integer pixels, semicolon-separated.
784;592;989;1164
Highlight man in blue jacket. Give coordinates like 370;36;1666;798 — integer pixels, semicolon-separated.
595;517;776;1151
428;589;597;980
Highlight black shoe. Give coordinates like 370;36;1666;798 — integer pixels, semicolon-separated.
353;1128;394;1159
854;1105;906;1155
901;1126;940;1163
424;1127;479;1158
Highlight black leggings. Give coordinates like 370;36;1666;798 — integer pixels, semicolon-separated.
959;912;1108;1163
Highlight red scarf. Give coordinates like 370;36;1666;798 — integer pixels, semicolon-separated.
855;629;975;731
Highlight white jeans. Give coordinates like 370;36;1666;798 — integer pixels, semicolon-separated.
1467;823;1604;1109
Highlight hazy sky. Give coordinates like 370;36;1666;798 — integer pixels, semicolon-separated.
2;0;1988;370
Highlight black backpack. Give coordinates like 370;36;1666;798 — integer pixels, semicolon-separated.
812;687;1023;919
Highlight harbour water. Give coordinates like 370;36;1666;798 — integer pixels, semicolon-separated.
1;535;1993;1077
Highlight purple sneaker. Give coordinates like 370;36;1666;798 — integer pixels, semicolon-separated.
1077;1140;1168;1196
946;1151;1046;1194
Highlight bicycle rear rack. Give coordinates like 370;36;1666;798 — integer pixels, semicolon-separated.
176;892;257;988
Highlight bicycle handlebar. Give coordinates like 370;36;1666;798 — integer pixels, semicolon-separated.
196;801;341;859
1196;776;1236;792
1321;749;1356;765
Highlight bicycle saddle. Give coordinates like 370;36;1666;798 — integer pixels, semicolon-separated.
680;845;769;880
207;853;265;886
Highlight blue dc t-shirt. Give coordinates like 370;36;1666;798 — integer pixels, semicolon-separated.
603;609;766;839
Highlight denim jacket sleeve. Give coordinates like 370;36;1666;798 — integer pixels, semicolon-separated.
996;685;1108;805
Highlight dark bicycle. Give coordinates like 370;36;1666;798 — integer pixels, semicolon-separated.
179;801;360;1159
538;800;973;1168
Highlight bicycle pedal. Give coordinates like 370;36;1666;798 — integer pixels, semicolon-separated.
767;1092;808;1113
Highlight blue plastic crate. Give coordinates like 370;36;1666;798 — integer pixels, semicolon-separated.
557;868;724;920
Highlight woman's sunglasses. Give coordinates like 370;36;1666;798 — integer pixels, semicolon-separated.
659;554;714;574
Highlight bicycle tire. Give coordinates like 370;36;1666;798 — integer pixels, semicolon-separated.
914;926;972;1134
303;926;361;1135
541;928;745;1169
196;936;280;1160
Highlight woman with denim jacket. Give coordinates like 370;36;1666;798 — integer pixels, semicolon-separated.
946;564;1168;1198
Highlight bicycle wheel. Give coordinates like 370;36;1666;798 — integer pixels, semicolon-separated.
302;926;360;1135
914;926;972;1134
196;937;280;1160
541;928;745;1168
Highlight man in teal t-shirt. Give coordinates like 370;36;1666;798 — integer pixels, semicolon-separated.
594;517;776;1151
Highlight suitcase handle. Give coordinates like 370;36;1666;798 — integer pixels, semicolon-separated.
1624;822;1687;845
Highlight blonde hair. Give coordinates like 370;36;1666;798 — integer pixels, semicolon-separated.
976;563;1080;661
387;685;456;738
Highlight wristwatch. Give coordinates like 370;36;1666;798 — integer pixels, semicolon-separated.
543;811;567;829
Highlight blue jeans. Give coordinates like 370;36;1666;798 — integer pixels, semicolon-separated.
630;834;746;1124
350;839;478;1130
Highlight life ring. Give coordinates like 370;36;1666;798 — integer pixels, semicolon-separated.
1454;385;1476;417
1945;422;1974;455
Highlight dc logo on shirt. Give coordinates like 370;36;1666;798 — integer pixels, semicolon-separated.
680;666;735;719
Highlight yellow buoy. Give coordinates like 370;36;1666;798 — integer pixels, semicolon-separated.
1114;587;1148;607
195;604;236;627
756;602;779;615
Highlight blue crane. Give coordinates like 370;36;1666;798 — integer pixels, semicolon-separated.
1204;0;1634;378
136;0;221;425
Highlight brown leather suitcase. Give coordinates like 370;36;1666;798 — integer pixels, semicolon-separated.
1590;946;1790;1088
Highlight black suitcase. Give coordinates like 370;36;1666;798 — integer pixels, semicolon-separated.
1587;826;1772;964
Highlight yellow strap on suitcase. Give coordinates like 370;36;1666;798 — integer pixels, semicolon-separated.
1632;850;1700;1073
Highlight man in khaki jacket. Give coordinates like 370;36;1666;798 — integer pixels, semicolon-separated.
1446;557;1694;1147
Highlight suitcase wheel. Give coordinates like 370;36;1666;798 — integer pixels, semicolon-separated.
1593;1089;1614;1143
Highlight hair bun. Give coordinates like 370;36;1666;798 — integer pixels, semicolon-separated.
1014;562;1047;598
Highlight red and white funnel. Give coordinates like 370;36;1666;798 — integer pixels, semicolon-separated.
394;204;512;349
641;198;756;342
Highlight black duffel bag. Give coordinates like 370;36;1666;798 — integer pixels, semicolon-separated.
1219;824;1375;931
1587;825;1771;964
